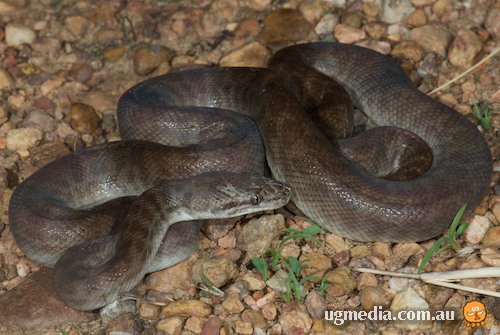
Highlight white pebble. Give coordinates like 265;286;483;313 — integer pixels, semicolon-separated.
16;262;30;278
5;23;36;47
464;215;490;244
6;127;43;151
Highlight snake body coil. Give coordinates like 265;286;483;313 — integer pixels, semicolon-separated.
9;42;492;310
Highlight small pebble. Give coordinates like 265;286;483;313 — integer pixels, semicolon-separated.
5;23;36;46
69;102;101;135
133;44;173;76
314;13;338;36
304;290;327;319
162;300;212;317
241;309;267;328
411;24;451;56
242;214;283;259
299;252;332;280
324;268;356;297
334;24;366;44
406;8;427;27
0;68;15;90
464;215;490;244
6;127;43;151
185;316;207;333
360;286;389;311
261;303;277;321
192;257;238;287
221;291;245;314
390;287;432;330
16;262;30;277
156;317;184;334
234;320;253;335
201;316;222;335
219;42;270;67
257;9;313;46
481;226;500;247
381;0;414;24
278;303;313;334
448;29;483;68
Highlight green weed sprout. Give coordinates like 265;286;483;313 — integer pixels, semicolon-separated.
473;104;491;131
418;204;469;273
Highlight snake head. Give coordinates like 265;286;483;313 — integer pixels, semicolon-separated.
207;173;292;218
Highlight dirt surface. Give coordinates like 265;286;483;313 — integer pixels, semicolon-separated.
0;0;499;334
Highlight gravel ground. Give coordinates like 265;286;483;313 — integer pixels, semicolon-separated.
0;0;499;334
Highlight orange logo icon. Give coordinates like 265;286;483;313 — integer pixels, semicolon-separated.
463;300;487;328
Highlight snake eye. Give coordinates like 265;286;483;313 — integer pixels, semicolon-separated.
251;193;263;205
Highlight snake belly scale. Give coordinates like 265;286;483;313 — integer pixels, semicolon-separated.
8;42;492;310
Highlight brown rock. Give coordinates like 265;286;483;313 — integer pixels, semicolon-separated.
242;214;283;259
137;302;161;319
362;2;380;17
392;242;423;262
156;317;185;335
192;257;238;288
261;302;278;320
219;42;271;67
356;272;378;290
0;68;15;89
304;290;327;319
69;63;93;83
185;316;207;333
234;321;253;335
162;300;212;317
411;24;451;56
69;102;101;135
480;248;500;266
221;291;245;314
372;242;391;259
334;24;366;44
0;268;95;331
64;15;88;38
143;256;194;298
365;22;388;40
133;44;173;76
448;29;483;68
241;309;267;328
103;46;125;62
105;312;143;334
324;268;356;297
406;8;427;27
299;252;332;281
201;316;222;335
391;40;425;62
360;286;389;311
257;9;313;46
279;302;313;334
350;245;371;257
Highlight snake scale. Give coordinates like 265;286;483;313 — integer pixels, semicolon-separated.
8;42;492;310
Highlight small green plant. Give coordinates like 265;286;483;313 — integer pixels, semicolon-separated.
271;223;322;266
282;256;320;303
251;223;327;302
315;278;329;296
418;204;469;273
473;104;491;131
59;329;70;335
251;256;269;282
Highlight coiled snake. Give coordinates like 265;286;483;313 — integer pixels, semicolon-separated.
9;42;492;310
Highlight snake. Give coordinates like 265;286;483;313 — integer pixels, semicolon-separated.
8;42;492;310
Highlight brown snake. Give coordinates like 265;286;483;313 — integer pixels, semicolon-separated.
8;42;492;310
